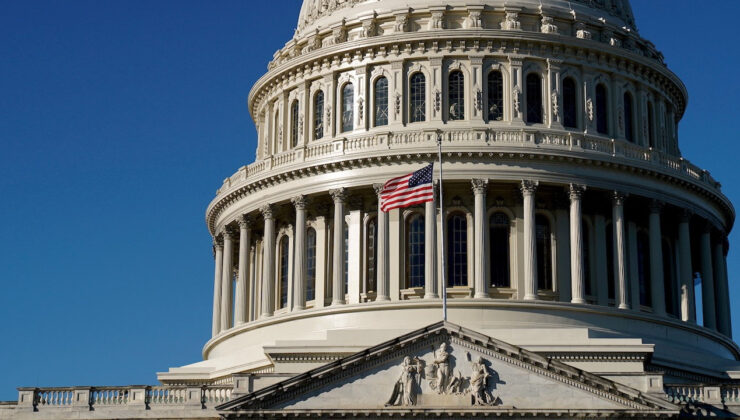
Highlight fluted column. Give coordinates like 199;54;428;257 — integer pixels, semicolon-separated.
292;196;308;311
211;237;224;337
714;237;731;336
700;224;717;330
472;179;489;298
330;188;347;305
648;200;666;316
260;205;276;318
569;184;586;304
374;184;390;301
220;229;235;331
521;181;538;300
677;211;696;323
235;216;252;325
612;192;630;310
424;184;438;299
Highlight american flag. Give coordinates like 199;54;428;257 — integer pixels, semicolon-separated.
380;164;434;212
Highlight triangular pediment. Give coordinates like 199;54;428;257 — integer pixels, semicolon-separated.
218;322;677;417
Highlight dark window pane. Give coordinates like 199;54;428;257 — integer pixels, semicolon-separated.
374;77;389;127
314;91;324;140
342;83;354;132
595;84;608;135
526;73;543;124
410;73;426;123
624;92;634;143
488;71;504;121
307;228;316;301
489;212;510;287
563;78;577;128
447;214;468;287
279;237;289;308
366;219;377;292
448;71;464;121
407;215;425;288
291;100;300;147
535;215;552;290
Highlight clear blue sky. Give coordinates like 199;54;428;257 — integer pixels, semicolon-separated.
0;1;738;401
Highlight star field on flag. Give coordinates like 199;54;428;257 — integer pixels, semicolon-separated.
379;164;434;212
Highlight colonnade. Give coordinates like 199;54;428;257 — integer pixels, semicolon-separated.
210;179;732;339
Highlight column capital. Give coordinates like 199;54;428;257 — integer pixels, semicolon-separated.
520;180;539;195
329;188;347;203
373;183;384;196
649;199;664;214
237;215;254;229
213;236;224;248
612;191;627;206
291;195;309;210
260;204;275;220
471;178;489;195
221;228;235;240
569;184;587;201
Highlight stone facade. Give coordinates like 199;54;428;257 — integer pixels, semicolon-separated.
2;0;739;419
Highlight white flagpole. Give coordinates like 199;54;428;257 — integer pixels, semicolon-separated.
437;132;447;322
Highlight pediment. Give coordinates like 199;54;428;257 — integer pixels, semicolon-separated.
218;322;677;417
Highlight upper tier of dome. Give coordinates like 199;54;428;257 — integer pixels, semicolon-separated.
296;0;636;39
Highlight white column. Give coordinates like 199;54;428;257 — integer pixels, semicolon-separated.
212;237;224;337
521;180;538;300
472;179;489;298
612;192;629;310
292;196;308;311
700;224;717;330
374;184;390;301
260;205;276;318
677;211;695;323
330;188;347;305
714;237;731;336
569;184;586;304
235;217;252;325
220;229;235;331
424;185;438;299
648;200;666;316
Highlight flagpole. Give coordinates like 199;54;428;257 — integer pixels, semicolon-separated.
437;132;447;322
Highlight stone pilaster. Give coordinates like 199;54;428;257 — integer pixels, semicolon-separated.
677;211;696;323
569;184;587;304
424;184;438;299
292;196;308;311
612;192;629;310
260;205;276;318
235;216;252;325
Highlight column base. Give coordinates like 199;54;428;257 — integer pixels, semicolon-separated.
375;295;391;301
474;293;490;299
331;299;346;306
571;298;587;304
618;304;631;310
523;294;537;301
424;293;439;299
292;306;305;312
260;312;273;319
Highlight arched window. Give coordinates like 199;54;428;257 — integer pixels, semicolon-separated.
313;91;324;140
307;228;316;302
290;100;300;148
563;77;577;128
624;92;634;143
447;213;468;287
487;71;504;121
366;218;377;293
278;236;289;309
342;83;354;133
489;212;510;288
647;101;655;148
374;77;389;127
637;231;651;307
535;215;553;290
595;84;608;135
410;73;426;123
526;73;543;124
448;71;465;121
406;214;425;288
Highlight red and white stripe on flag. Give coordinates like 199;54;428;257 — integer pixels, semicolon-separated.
379;164;434;212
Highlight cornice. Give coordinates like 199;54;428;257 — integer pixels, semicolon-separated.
205;131;733;237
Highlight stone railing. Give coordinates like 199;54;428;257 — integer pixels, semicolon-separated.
665;384;740;407
14;385;232;414
215;128;721;198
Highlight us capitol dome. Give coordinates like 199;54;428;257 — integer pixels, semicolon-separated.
6;0;740;419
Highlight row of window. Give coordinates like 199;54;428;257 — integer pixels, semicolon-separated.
276;70;671;151
270;210;679;315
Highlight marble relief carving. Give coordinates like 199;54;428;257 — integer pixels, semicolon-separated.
387;342;501;407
